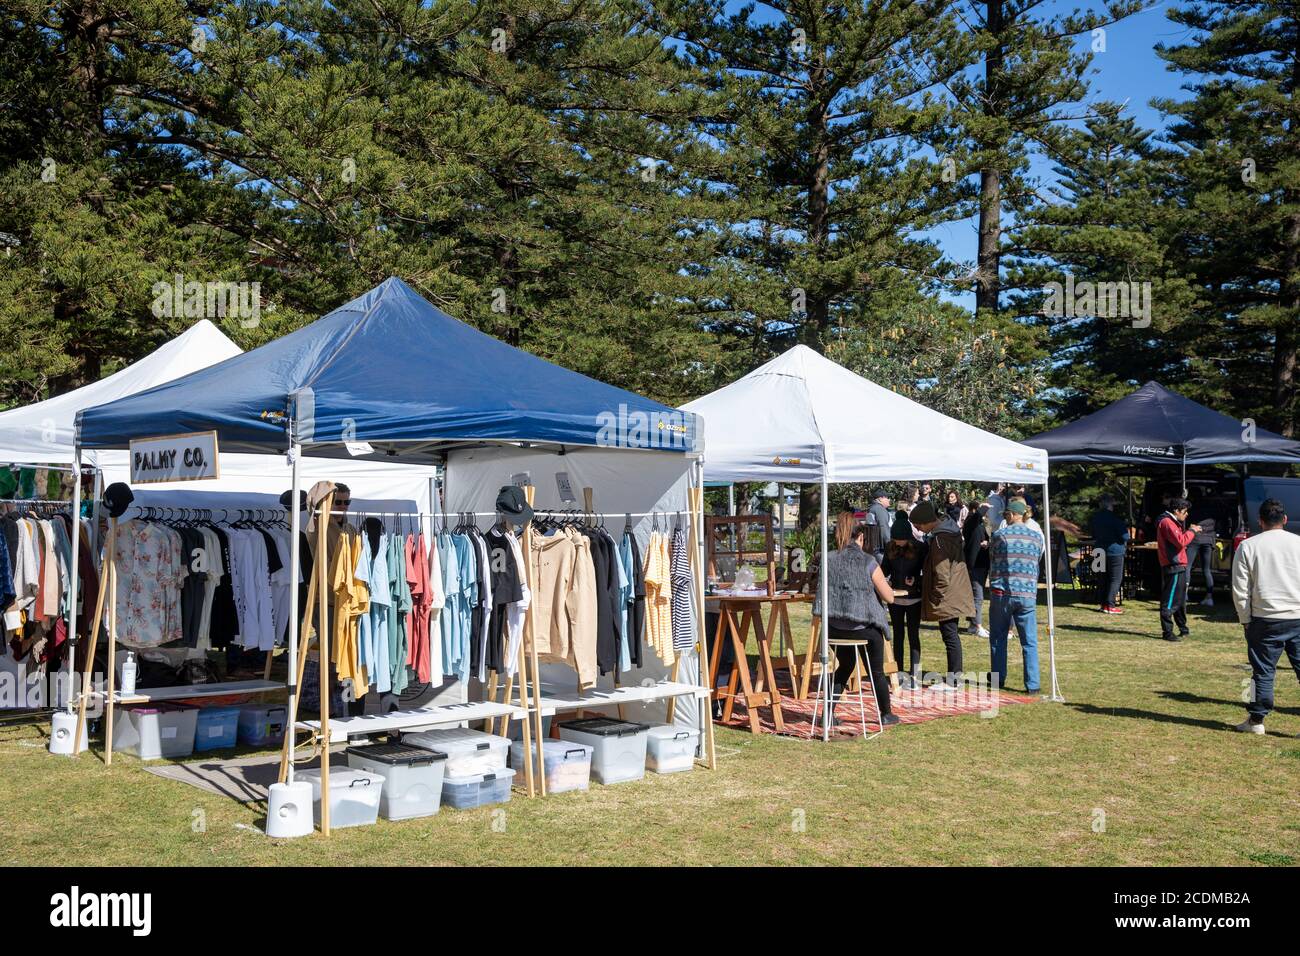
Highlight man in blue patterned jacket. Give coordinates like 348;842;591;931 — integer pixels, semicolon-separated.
988;499;1044;694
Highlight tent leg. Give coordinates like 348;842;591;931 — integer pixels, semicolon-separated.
819;474;830;743
63;448;83;713
284;441;302;785
1042;481;1063;702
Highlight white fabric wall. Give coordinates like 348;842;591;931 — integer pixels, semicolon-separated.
93;451;435;514
444;445;703;732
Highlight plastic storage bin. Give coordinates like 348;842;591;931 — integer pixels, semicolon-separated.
510;739;592;794
557;718;649;785
300;767;385;829
404;727;509;776
111;703;198;760
441;767;516;810
237;704;287;747
194;705;241;753
644;723;699;774
507;714;553;743
346;743;447;820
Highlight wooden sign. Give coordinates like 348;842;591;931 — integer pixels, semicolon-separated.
128;431;220;483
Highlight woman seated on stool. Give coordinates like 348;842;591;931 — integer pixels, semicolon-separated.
816;519;899;726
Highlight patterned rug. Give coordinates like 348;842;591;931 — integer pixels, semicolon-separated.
716;670;1039;739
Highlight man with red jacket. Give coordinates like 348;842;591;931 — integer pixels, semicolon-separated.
1156;497;1201;642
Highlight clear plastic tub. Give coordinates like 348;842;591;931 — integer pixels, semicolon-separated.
403;727;509;776
644;723;699;774
112;704;198;759
557;718;649;785
510;739;592;794
194;705;240;752
237;704;287;747
441;767;516;810
346;743;447;820
300;767;385;829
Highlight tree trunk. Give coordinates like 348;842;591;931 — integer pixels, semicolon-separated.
802;50;831;351
1274;205;1300;437
976;0;1005;320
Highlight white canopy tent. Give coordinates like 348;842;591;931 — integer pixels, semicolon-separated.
0;320;436;506
682;345;1060;737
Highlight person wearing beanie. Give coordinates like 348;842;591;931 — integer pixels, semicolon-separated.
883;509;927;688
866;489;891;564
909;500;974;689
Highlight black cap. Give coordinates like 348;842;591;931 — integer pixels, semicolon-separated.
279;489;308;512
102;482;135;518
495;485;533;526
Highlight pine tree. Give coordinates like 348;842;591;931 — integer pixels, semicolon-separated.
952;0;1145;321
1155;0;1300;435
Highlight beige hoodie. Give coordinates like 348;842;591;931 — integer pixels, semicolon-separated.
529;530;575;661
564;528;599;687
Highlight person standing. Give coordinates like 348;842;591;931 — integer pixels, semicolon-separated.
1232;498;1300;733
943;489;967;527
987;483;1007;521
1089;493;1129;615
919;482;934;505
908;501;973;689
1188;495;1218;607
812;521;899;726
883;511;927;689
1156;497;1199;642
866;489;892;564
987;500;1044;693
963;501;992;638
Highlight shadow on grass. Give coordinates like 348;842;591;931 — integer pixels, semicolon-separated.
1065;702;1232;732
1157;689;1300;717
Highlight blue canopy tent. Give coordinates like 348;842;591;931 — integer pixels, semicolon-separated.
69;278;708;831
76;277;700;460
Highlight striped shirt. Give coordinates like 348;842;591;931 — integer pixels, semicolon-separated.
989;522;1044;598
670;527;696;650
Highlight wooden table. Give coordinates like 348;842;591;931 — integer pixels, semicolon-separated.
707;591;811;734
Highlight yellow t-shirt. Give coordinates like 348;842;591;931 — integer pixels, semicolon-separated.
643;531;674;666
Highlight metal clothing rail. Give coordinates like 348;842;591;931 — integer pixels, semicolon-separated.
325;508;680;518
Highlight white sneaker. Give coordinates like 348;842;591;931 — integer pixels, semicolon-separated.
929;680;958;692
1234;718;1265;734
977;627;990;639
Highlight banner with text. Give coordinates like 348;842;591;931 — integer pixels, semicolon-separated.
129;431;220;484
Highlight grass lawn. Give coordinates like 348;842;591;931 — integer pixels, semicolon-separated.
2;589;1298;866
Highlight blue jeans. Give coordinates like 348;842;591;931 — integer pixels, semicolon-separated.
988;591;1040;691
1246;618;1300;720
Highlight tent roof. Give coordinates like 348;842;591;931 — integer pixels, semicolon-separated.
77;278;699;463
0;320;240;466
1023;381;1300;465
680;345;1047;484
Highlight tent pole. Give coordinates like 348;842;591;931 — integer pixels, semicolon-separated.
820;473;830;742
285;436;301;785
728;483;735;516
692;459;716;768
63;446;83;713
1041;480;1063;702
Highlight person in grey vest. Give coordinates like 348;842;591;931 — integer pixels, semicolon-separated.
814;520;899;725
867;489;891;563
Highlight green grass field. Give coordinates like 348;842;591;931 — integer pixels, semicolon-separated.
2;589;1298;866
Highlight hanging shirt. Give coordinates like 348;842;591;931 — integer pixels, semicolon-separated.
485;526;524;676
503;529;531;678
437;533;461;679
407;533;433;684
355;531;390;695
643;530;674;665
670;526;696;651
564;527;599;687
112;520;186;649
388;532;412;694
615;530;634;672
331;530;368;693
426;533;445;680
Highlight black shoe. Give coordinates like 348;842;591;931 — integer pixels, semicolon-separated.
880;713;901;727
1179;630;1191;639
1163;633;1182;642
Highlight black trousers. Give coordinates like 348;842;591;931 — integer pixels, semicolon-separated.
1104;551;1125;606
830;624;892;716
937;617;964;677
1189;543;1214;594
890;602;922;676
1160;565;1189;638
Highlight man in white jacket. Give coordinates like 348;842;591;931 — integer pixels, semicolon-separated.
1231;498;1300;735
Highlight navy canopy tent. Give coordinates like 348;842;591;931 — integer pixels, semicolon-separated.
1024;381;1300;468
76;277;699;459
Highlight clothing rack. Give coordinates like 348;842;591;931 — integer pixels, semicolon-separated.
124;506;286;524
